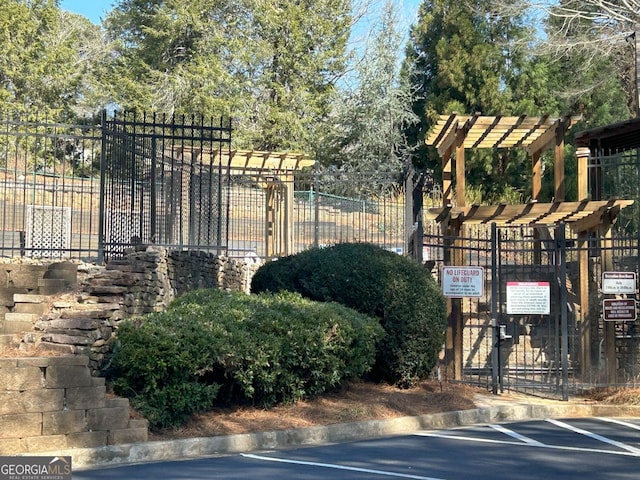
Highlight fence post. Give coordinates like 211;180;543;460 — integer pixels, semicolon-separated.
491;222;500;394
558;223;569;400
313;163;319;248
97;109;108;264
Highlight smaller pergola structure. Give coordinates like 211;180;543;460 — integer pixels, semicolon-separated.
425;114;633;381
179;147;315;258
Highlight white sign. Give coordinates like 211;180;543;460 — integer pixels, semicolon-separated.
506;282;550;315
442;266;484;298
602;272;636;294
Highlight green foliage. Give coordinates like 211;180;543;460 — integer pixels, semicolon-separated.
251;243;447;387
104;0;351;152
317;0;418;178
0;0;106;118
108;288;382;429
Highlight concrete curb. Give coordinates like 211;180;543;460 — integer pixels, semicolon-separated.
42;403;640;470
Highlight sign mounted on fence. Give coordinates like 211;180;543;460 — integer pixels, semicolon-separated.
441;266;484;298
602;272;636;294
603;298;637;321
506;281;550;315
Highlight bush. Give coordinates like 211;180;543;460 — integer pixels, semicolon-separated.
108;288;383;429
251;243;446;387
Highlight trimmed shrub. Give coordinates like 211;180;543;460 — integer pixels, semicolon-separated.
108;288;383;429
251;243;447;387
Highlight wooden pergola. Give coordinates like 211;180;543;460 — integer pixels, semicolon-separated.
425;114;634;381
176;147;315;258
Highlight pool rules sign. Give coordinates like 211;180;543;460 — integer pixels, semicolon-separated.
442;267;484;298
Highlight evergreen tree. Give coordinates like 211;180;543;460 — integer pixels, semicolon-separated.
403;0;557;203
0;0;103;117
104;0;351;152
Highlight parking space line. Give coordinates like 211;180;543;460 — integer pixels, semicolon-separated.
598;417;640;431
241;453;447;480
489;424;545;445
414;432;640;457
545;419;640;455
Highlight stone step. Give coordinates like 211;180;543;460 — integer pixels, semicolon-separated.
2;312;39;334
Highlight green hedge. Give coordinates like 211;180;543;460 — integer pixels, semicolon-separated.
107;288;383;429
251;243;447;387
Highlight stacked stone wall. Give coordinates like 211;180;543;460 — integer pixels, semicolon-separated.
0;355;147;454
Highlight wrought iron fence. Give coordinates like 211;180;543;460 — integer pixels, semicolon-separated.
0;112;423;262
100;111;232;260
424;222;640;398
0;113;102;259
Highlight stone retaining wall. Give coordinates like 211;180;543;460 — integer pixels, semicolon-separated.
0;355;148;454
32;247;260;372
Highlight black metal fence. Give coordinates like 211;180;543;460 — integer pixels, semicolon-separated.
100;111;232;260
424;222;640;398
0;112;419;262
0;113;103;259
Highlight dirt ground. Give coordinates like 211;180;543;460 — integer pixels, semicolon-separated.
147;380;489;441
147;381;640;442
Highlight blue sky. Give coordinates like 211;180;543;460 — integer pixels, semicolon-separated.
59;0;115;24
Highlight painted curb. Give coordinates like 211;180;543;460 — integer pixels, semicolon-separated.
37;403;640;470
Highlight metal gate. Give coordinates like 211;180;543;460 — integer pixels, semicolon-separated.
99;111;232;260
427;222;640;399
489;223;572;399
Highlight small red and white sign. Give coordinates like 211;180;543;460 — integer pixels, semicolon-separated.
506;282;550;315
441;266;484;298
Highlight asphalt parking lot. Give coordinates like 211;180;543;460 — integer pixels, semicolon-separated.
75;417;640;479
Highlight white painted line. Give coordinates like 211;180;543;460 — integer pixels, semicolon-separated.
489;424;545;445
598;417;640;431
546;419;640;455
241;453;447;480
414;432;640;457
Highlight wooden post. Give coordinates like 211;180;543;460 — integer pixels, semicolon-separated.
576;147;592;378
455;131;466;208
576;147;590;201
532;150;543;264
444;219;465;381
442;148;453;205
578;230;591;377
283;174;294;256
532;150;542;201
453;226;465;380
265;183;277;257
554;123;565;201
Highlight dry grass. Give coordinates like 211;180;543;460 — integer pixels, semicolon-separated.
581;387;640;405
147;380;484;441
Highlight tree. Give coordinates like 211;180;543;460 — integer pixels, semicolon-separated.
488;0;638;119
0;0;104;118
403;0;556;203
317;0;418;183
104;0;352;152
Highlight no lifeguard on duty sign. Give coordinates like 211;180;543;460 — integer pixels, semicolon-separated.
441;266;484;298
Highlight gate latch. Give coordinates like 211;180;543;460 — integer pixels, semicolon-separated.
499;324;512;341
